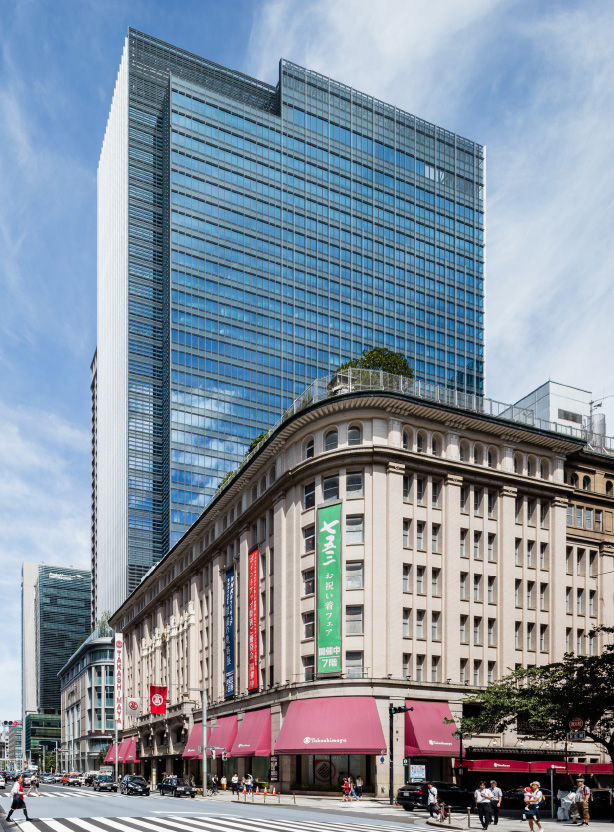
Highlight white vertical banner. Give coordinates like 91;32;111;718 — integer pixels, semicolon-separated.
115;633;124;730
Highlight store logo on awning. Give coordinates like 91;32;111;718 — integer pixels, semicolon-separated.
303;736;347;745
429;740;453;746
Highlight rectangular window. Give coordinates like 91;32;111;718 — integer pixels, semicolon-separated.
474;487;482;514
577;549;585;575
566;628;571;652
516;497;523;522
540;502;548;527
346;561;363;589
403;474;411;501
473;616;482;645
566;547;572;574
460;529;468;557
460;486;468;511
589;551;597;576
460;658;468;684
432;568;440;595
585;507;593;530
416;565;425;593
487;618;495;646
576;588;584;615
576;630;584;655
346;515;364;544
515;538;521;565
473;574;481;601
346;471;363;498
416;610;425;639
403;564;411;592
487;491;495;518
432;480;440;507
487;534;495;562
539;583;548;611
403;608;412;637
346;605;363;635
304;481;315;509
527;499;535;523
515;621;521;649
302;611;314;640
303;525;315;553
432;524;440;552
473;660;481;686
416;478;425;504
515;579;521;606
566;586;572;613
488;661;495;684
416;655;425;682
576;506;584;527
402;653;411;679
540;624;548;652
431;656;440;682
302;655;314;682
540;543;547;570
323;474;340;501
589;589;596;617
416;522;425;549
527;540;534;568
588;633;595;656
460;614;468;642
527;581;534;608
473;531;481;559
403;519;411;547
303;568;315;596
487;576;495;603
346;651;363;678
595;510;603;531
460;572;467;600
566;504;574;525
432;611;440;640
527;622;534;650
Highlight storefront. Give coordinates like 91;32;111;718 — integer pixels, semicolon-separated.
183;715;238;783
404;699;460;782
455;759;589;790
103;737;140;775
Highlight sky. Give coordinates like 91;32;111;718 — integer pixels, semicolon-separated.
1;0;613;717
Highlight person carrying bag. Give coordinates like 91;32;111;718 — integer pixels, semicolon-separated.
7;775;30;823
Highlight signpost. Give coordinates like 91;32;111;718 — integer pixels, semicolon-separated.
569;717;584;731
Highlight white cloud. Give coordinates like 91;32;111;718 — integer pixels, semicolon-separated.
248;0;614;424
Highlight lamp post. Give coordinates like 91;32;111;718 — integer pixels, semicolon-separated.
389;704;413;805
188;688;207;793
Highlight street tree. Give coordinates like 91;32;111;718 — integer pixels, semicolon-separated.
458;627;614;765
337;347;414;378
97;745;111;767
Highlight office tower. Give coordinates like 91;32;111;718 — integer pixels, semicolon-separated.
90;350;99;626
97;28;485;616
21;563;91;764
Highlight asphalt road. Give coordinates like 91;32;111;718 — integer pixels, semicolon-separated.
0;781;430;832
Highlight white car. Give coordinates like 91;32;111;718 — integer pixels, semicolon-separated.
0;776;6;789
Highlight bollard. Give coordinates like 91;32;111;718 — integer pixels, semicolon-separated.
264;791;266;803
467;806;471;828
252;790;254;802
278;790;281;804
448;805;451;824
293;792;296;804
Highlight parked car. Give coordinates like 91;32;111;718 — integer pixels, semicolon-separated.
5;772;15;782
120;774;150;796
0;776;5;789
84;771;100;786
40;774;56;783
158;776;196;798
502;787;552;810
396;781;475;812
584;789;614;820
61;773;82;787
93;774;118;792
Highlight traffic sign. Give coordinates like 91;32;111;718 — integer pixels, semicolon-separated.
567;730;586;741
569;717;584;730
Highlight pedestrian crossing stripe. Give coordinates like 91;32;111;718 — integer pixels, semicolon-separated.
0;814;430;832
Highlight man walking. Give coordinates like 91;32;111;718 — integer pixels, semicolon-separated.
575;778;590;826
475;781;494;830
490;780;502;825
27;772;40;797
7;775;30;823
231;772;239;795
427;782;439;817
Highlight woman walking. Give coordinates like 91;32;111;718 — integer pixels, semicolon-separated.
525;781;544;832
7;775;30;823
341;777;353;802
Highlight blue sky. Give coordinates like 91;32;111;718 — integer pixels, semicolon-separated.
1;0;613;716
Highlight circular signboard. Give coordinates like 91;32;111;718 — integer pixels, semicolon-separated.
152;694;164;707
569;717;584;730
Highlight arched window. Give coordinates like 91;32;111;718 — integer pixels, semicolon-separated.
348;425;362;446
514;453;523;474
606;481;613;497
402;429;411;450
416;432;425;453
432;434;442;456
527;457;535;477
251;485;258;503
269;466;276;484
570;473;578;488
540;460;548;480
583;476;591;491
260;476;267;495
305;437;315;459
487;447;497;469
459;440;469;462
473;444;483;465
324;429;338;452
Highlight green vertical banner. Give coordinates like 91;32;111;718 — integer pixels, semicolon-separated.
317;502;342;675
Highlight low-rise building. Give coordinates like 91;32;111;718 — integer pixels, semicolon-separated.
110;374;614;794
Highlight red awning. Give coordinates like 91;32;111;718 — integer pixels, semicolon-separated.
182;716;238;759
116;739;131;762
454;759;531;773
405;700;460;757
123;737;140;762
587;763;613;774
529;761;586;774
230;708;271;757
104;743;116;764
274;696;386;755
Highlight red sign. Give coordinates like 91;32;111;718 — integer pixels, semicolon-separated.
248;546;259;691
569;717;584;730
115;633;124;730
150;685;168;714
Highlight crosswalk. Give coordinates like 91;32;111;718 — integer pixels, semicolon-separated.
0;789;109;800
0;812;429;832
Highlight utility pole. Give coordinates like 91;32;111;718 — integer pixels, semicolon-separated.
389;704;412;805
188;687;207;792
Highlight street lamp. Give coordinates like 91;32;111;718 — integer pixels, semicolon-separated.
389;704;413;805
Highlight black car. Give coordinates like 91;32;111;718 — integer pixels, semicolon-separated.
158;776;196;798
93;774;118;792
502;787;552;810
121;775;150;796
396;781;475;812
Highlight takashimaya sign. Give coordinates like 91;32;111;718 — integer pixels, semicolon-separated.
316;503;342;675
114;634;124;730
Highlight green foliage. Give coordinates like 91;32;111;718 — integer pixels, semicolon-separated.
336;347;413;378
248;430;269;454
97;745;111;767
458;627;614;763
44;751;56;772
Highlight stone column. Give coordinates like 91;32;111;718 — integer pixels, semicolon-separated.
497;485;518;671
549;494;570;659
443;473;463;682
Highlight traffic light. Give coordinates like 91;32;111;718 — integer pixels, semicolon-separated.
211;749;216;760
221;751;227;761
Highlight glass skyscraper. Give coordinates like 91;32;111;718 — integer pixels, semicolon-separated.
96;29;484;618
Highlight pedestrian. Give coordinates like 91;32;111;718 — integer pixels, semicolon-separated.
525;781;544;832
490;780;502;825
246;774;253;794
341;777;353;802
348;775;357;800
211;774;219;794
190;775;196;788
7;775;30;823
475;780;494;830
27;773;41;797
355;775;363;799
232;772;239;794
575;778;590;826
221;774;227;790
428;782;439;817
